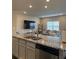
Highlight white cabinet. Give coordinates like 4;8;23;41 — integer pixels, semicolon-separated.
27;47;35;59
12;37;19;58
18;40;26;59
26;41;36;59
12;38;15;55
19;44;26;59
35;49;40;59
12;37;59;59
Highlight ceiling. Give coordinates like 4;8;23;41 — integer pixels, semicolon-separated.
12;0;66;17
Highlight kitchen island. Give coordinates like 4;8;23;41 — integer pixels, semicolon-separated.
12;34;66;59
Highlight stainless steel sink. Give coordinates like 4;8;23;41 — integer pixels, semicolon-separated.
24;36;42;40
32;36;42;40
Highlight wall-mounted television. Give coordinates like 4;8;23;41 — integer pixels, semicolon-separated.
24;20;35;29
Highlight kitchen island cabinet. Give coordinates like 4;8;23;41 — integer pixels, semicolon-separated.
12;35;66;59
26;41;36;59
12;37;19;58
18;39;26;59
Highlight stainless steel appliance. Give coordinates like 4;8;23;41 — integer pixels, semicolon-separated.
36;44;59;59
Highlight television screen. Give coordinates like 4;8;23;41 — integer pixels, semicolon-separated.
24;20;35;29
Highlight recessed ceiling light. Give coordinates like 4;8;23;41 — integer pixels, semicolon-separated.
29;5;32;8
23;11;27;14
46;0;50;2
44;5;48;8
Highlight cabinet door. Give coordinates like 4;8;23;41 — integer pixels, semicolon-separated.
19;44;26;59
35;49;40;59
12;38;19;58
15;42;19;57
25;47;27;59
27;47;35;59
12;38;15;55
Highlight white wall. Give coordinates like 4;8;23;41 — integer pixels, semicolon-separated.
12;11;40;35
12;11;17;35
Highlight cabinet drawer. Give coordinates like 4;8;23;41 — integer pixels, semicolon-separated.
13;37;18;42
19;39;26;44
18;43;26;47
26;41;36;48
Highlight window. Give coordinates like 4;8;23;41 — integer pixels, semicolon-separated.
47;21;59;31
30;23;36;29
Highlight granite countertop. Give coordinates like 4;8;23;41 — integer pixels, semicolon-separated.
12;34;66;50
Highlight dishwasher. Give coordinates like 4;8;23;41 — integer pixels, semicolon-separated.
36;44;59;59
